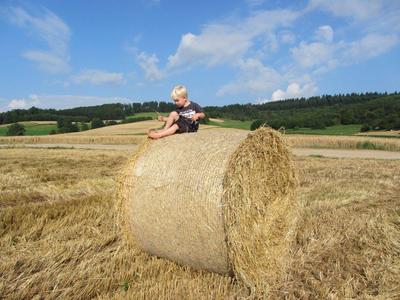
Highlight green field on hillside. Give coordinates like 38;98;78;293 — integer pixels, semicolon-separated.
0;123;57;136
208;119;253;130
126;112;166;119
125;116;363;135
285;124;362;135
0;119;378;138
208;121;364;135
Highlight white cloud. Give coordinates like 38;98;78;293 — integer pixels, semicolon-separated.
217;58;283;96
7;94;40;110
302;1;400;75
46;95;133;108
4;94;134;111
166;9;300;70
271;82;318;101
315;25;333;43
343;33;398;62
166;29;250;70
280;31;296;44
23;51;70;74
8;99;28;109
132;8;300;88
308;0;400;37
132;8;301;87
291;41;337;68
71;69;126;85
263;33;279;53
136;52;165;81
290;25;337;70
368;5;400;33
5;6;71;73
291;30;398;76
289;29;399;81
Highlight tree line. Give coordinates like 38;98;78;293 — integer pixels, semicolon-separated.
1;92;399;132
0;101;178;125
206;92;400;131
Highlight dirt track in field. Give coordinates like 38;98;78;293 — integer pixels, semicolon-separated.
292;148;400;159
1;143;400;159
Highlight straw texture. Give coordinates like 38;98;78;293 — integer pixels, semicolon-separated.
223;127;298;294
121;127;297;292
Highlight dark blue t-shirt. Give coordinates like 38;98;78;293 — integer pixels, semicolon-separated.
174;101;204;119
174;101;204;131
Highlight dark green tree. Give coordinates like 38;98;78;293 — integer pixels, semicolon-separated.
6;122;26;136
91;118;105;129
360;124;371;132
57;118;79;133
250;119;265;130
80;122;89;131
57;118;66;129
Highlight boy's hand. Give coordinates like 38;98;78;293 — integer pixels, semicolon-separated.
157;115;165;122
191;113;204;122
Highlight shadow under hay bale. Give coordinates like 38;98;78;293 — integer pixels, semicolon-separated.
119;127;298;295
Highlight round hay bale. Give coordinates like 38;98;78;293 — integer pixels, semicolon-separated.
120;127;298;293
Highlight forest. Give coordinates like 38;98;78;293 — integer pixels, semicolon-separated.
1;92;399;131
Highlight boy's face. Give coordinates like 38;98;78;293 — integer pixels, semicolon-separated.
173;96;187;108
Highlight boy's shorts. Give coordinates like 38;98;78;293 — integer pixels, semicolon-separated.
174;117;199;133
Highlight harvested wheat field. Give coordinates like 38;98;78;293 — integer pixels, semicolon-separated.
69;120;219;136
285;134;400;151
356;130;400;137
1;125;400;154
0;134;144;146
0;121;57;128
1;143;400;299
0;121;218;146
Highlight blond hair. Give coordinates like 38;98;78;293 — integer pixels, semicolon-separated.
171;85;188;100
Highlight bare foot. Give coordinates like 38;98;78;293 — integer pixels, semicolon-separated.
147;130;161;139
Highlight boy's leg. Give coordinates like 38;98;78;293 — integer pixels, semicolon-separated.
164;111;179;129
148;124;179;139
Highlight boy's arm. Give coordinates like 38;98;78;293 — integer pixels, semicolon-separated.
158;115;168;122
191;102;205;121
192;112;205;121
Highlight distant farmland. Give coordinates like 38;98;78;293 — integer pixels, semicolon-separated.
0;121;57;136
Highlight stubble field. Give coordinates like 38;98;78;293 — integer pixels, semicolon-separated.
1;146;399;299
1;121;400;152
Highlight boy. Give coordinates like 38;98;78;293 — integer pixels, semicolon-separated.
148;85;205;139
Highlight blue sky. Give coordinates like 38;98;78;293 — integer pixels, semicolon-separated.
0;0;399;111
